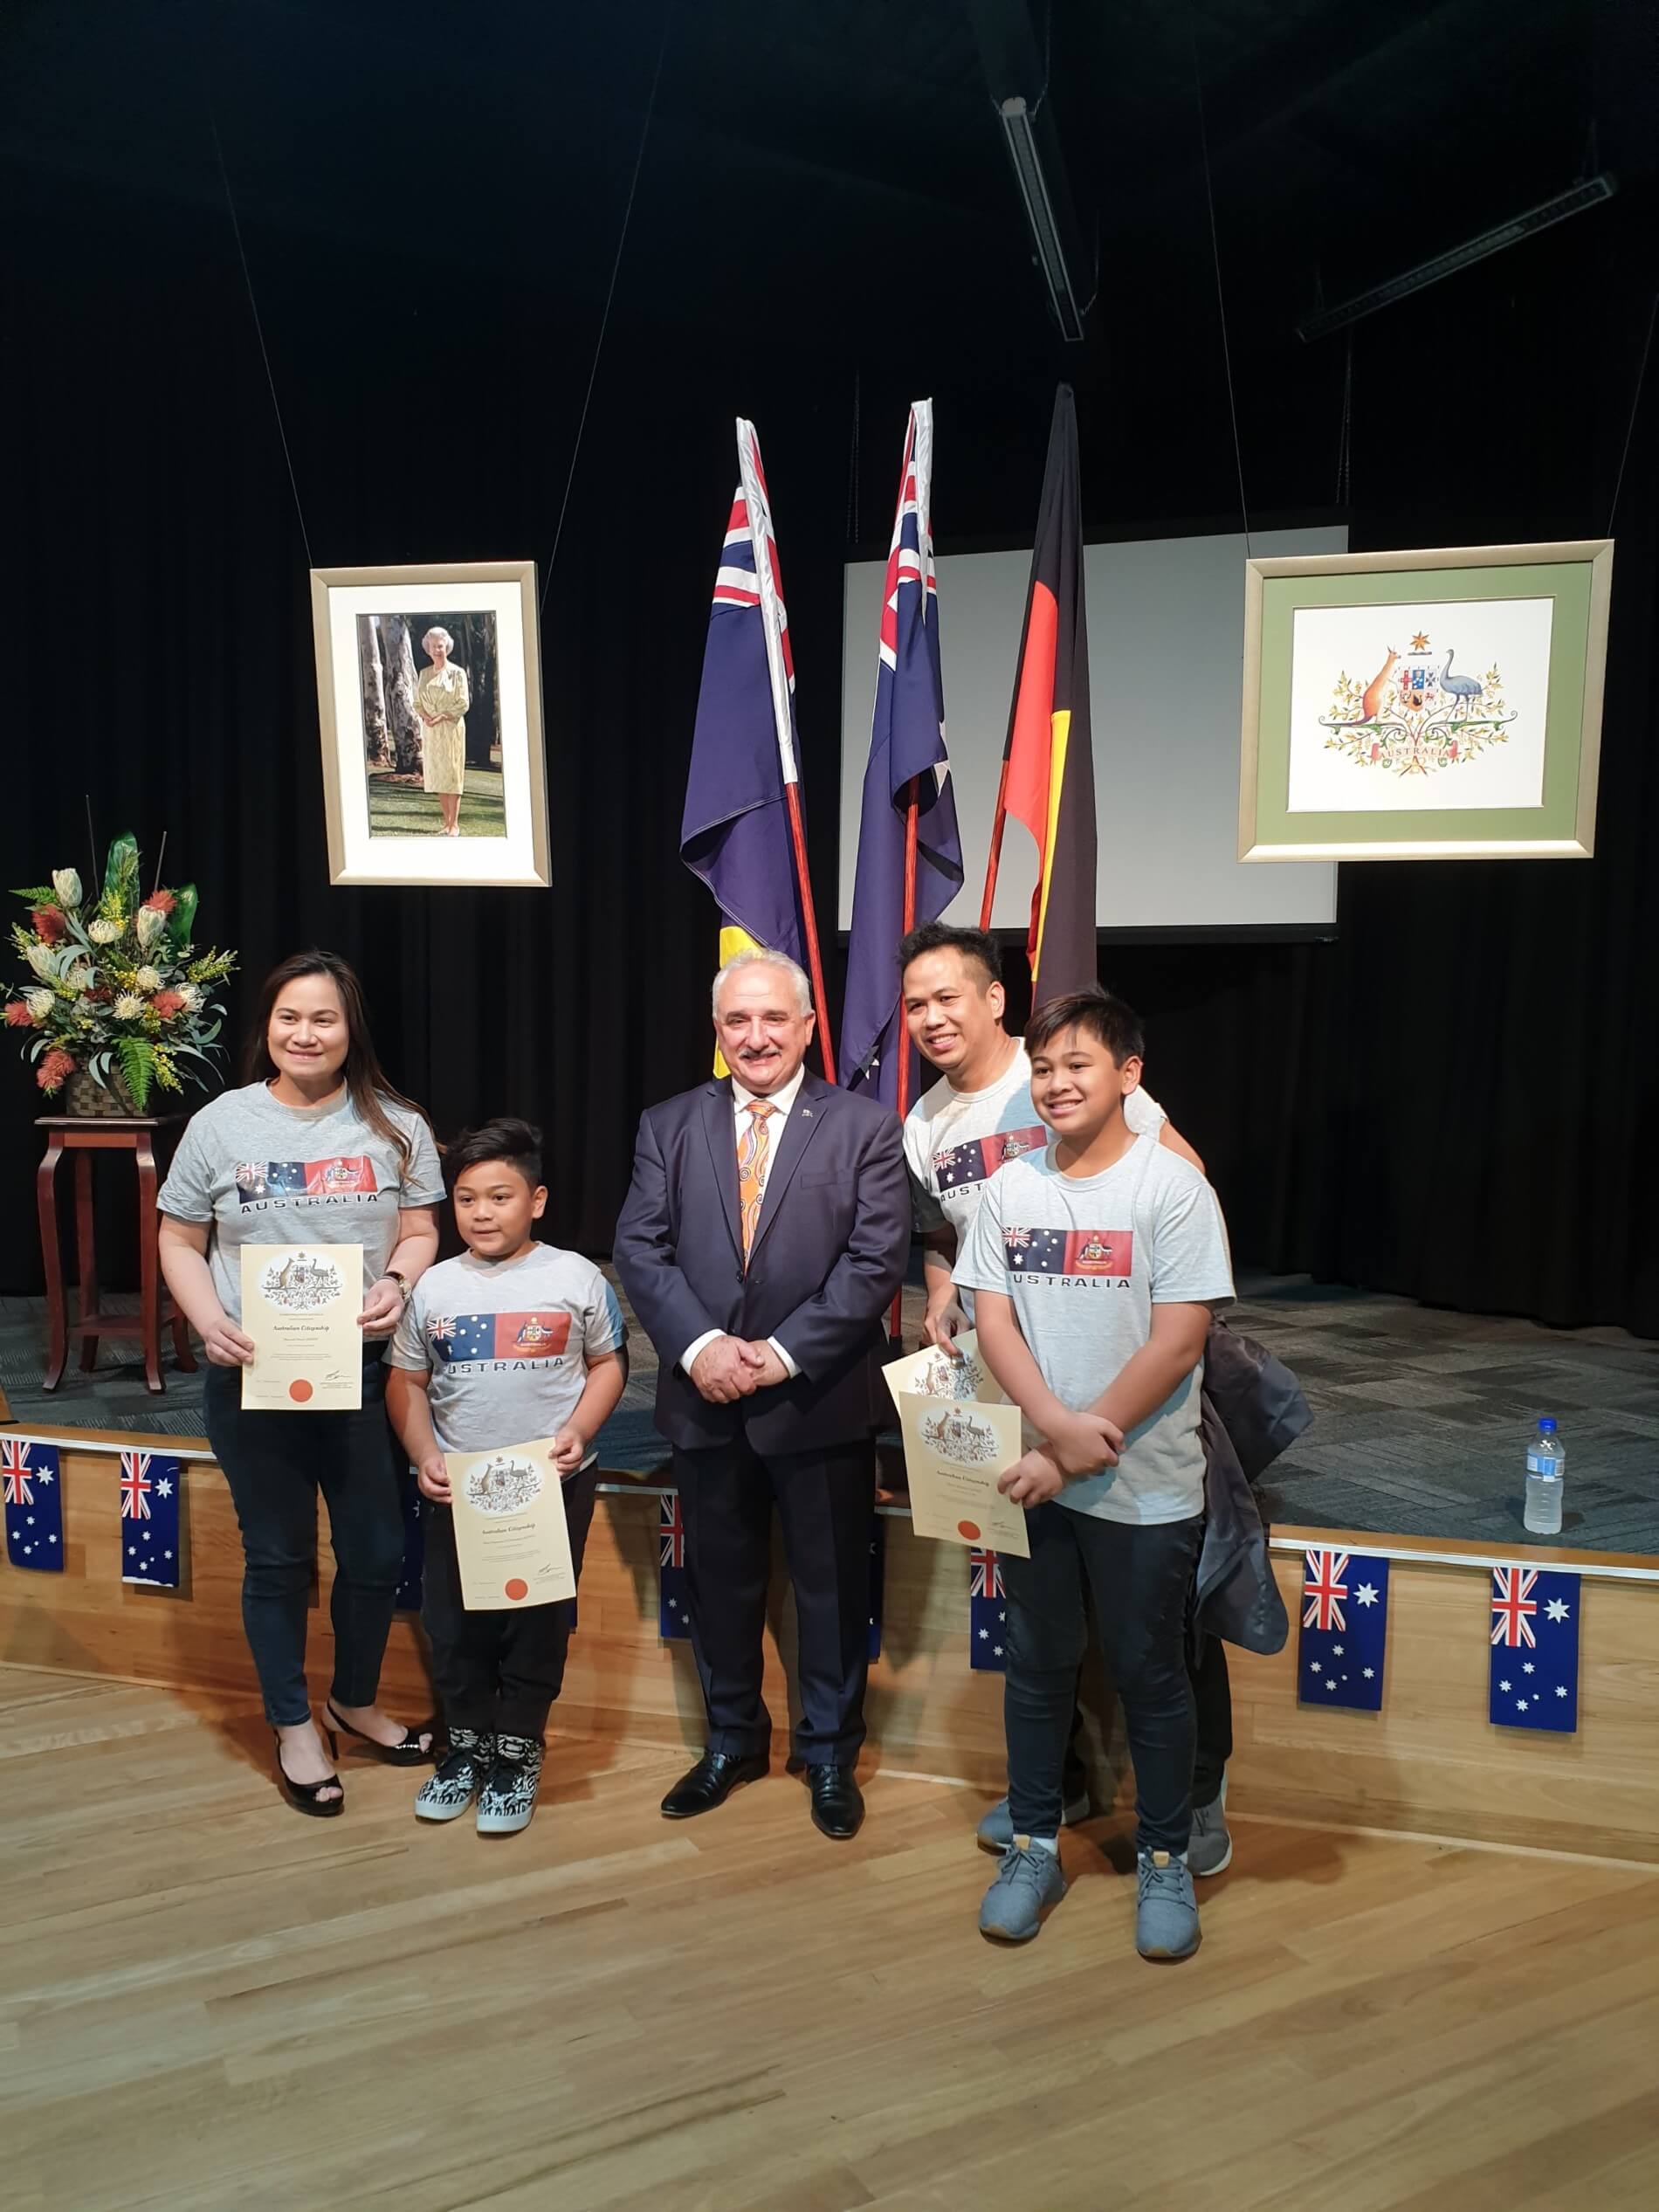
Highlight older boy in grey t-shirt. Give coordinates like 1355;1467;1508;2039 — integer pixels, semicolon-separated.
954;991;1233;1963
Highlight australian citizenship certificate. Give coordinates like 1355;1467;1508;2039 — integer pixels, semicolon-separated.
240;1244;364;1410
881;1329;1007;1415
897;1390;1030;1557
445;1438;576;1610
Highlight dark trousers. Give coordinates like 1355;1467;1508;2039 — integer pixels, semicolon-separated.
672;1434;873;1766
1004;1503;1202;1854
421;1463;599;1738
1063;1625;1232;1806
203;1352;406;1729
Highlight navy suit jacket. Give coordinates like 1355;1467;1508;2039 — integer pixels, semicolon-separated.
613;1070;910;1455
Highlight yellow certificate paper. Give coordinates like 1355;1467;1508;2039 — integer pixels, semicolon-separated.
882;1328;1008;1415
446;1438;575;1611
897;1390;1030;1557
240;1244;364;1411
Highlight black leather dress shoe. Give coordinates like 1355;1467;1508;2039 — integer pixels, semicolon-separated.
805;1763;864;1839
660;1749;768;1818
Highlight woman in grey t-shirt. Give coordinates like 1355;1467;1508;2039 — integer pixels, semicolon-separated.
159;949;445;1816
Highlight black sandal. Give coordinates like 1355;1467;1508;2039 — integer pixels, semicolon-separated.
272;1730;345;1818
323;1702;435;1767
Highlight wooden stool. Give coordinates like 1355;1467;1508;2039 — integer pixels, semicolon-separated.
35;1115;197;1395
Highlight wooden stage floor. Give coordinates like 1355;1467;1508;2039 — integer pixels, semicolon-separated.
4;1665;1657;2211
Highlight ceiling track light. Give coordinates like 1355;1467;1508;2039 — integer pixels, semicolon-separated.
997;93;1091;343
1298;175;1617;343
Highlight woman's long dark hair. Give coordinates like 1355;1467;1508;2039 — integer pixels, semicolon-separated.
240;949;432;1171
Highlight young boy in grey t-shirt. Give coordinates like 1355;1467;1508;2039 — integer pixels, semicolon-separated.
954;991;1234;1962
387;1120;627;1835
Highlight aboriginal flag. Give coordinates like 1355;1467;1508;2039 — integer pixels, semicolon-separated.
999;387;1097;1001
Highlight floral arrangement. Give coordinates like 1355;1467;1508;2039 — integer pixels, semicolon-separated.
6;834;237;1110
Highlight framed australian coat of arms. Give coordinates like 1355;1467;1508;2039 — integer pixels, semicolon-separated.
1238;540;1613;861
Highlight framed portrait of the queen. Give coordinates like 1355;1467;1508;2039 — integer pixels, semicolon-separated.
1238;540;1613;862
311;560;551;887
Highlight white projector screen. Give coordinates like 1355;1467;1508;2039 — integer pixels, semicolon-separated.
837;525;1345;934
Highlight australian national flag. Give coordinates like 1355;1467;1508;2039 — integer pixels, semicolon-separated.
3;1437;64;1571
1298;1547;1389;1709
659;1491;689;1640
840;400;963;1106
1004;1225;1133;1278
680;417;809;971
1490;1567;1580;1733
120;1449;182;1588
969;1546;1008;1672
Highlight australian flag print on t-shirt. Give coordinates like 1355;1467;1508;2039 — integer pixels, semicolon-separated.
429;1312;573;1363
1003;1226;1133;1277
236;1156;379;1203
933;1125;1047;1193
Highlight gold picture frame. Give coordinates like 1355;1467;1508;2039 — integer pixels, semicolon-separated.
311;560;551;888
1239;540;1614;862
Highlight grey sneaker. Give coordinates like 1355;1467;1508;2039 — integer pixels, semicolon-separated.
978;1842;1068;1942
416;1726;492;1823
976;1788;1091;1855
1136;1849;1201;1960
1187;1776;1232;1878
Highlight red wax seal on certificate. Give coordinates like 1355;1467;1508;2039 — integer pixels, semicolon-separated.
289;1378;313;1402
957;1519;981;1541
505;1578;529;1601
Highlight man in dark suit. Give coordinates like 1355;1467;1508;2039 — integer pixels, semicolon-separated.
614;948;909;1838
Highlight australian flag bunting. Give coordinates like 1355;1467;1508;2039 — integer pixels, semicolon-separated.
119;1449;182;1588
3;1437;64;1571
396;1470;424;1612
659;1491;689;1640
1490;1566;1580;1733
868;1513;885;1663
969;1546;1007;1671
1298;1547;1389;1709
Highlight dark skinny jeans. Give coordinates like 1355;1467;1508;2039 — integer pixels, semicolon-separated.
203;1351;408;1727
1003;1502;1202;1853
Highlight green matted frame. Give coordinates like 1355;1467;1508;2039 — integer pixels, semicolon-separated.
1239;541;1614;862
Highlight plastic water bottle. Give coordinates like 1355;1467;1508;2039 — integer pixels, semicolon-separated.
1524;1416;1565;1536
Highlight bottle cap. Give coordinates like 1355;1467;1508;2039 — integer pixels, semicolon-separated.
1538;1416;1558;1434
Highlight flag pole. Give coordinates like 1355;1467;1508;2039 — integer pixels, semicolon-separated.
979;755;1011;928
887;779;920;1345
785;782;836;1083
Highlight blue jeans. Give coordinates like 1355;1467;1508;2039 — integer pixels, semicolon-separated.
203;1352;407;1726
1003;1504;1202;1853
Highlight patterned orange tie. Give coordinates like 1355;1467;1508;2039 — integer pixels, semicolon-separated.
737;1099;778;1264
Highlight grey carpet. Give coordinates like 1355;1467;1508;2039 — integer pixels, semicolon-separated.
4;1273;1655;1554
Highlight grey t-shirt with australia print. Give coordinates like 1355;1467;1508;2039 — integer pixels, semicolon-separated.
157;1081;445;1324
389;1244;627;1470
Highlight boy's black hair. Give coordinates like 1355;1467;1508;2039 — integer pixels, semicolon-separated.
444;1117;545;1190
1023;989;1146;1067
898;920;1002;989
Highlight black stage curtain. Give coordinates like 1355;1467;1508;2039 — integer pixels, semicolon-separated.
5;156;1656;1338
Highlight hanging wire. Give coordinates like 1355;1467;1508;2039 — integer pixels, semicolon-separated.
1606;289;1658;537
203;80;314;569
1187;11;1251;557
1335;327;1354;508
845;368;862;547
539;2;676;613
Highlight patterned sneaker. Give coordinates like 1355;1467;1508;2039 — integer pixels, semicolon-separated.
416;1727;492;1823
1136;1849;1201;1960
978;1841;1068;1942
1187;1777;1232;1878
477;1733;545;1836
976;1788;1091;1855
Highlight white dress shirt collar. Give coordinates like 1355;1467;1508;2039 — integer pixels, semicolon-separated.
731;1064;808;1121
